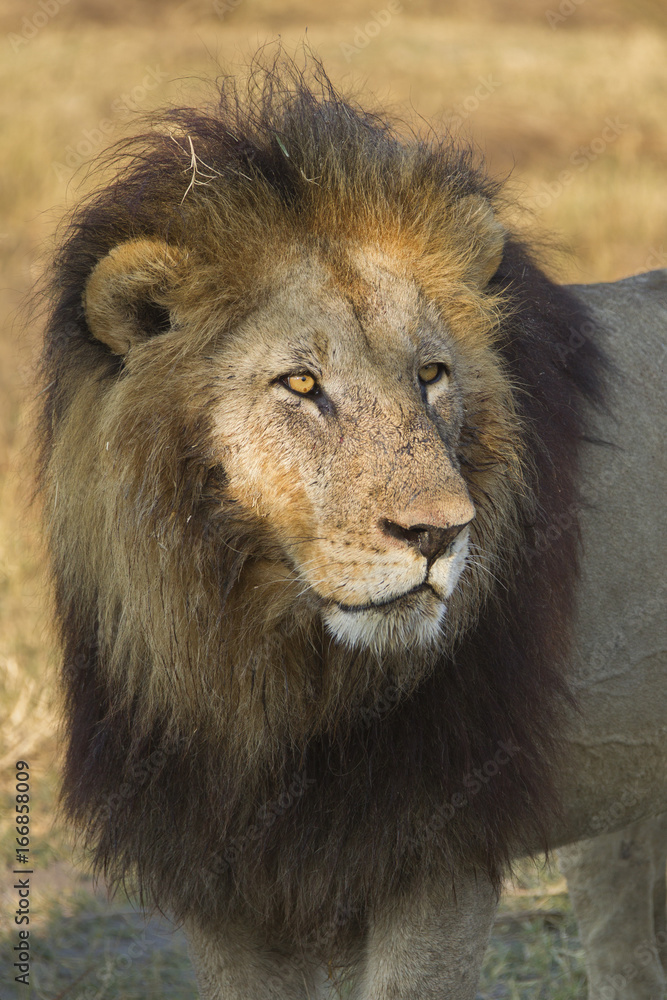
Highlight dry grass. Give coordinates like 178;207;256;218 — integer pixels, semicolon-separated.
1;2;665;996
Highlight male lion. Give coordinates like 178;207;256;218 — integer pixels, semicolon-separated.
39;60;667;998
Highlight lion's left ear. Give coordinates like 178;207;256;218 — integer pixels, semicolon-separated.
83;239;186;355
453;194;506;288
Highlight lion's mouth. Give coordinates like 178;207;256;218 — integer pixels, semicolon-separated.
333;581;437;614
321;580;447;651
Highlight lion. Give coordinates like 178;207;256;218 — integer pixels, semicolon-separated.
38;59;667;998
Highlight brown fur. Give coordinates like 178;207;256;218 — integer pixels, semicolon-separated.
38;56;607;954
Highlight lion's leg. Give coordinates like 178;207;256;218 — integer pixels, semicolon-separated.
558;813;667;1000
185;919;329;1000
650;816;667;975
349;871;498;1000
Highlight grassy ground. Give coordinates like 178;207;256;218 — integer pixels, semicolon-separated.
1;1;666;996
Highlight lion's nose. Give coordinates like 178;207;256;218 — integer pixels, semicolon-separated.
379;517;472;562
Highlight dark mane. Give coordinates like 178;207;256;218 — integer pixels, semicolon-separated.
38;55;608;952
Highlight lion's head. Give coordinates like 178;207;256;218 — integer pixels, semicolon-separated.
39;59;606;944
81;209;515;660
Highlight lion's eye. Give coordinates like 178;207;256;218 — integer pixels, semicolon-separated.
418;363;446;385
286;374;317;395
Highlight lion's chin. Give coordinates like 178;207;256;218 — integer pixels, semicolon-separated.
322;588;447;653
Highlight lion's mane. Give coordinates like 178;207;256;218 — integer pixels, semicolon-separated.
38;58;607;950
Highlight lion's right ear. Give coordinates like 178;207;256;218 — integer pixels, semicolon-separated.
83;239;186;355
451;194;506;288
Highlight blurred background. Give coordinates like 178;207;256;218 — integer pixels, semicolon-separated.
1;1;666;996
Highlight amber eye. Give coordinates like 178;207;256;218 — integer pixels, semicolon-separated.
418;363;445;385
286;374;317;395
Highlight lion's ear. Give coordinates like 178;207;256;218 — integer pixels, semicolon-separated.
83;239;186;355
453;194;506;288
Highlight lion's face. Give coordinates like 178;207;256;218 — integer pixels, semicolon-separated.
79;195;519;670
212;250;475;652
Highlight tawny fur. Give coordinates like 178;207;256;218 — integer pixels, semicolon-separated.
38;56;607;955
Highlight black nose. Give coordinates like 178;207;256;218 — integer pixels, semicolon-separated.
379;519;470;562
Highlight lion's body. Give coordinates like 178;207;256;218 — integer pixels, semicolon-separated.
554;272;667;845
38;61;666;998
549;273;667;1000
